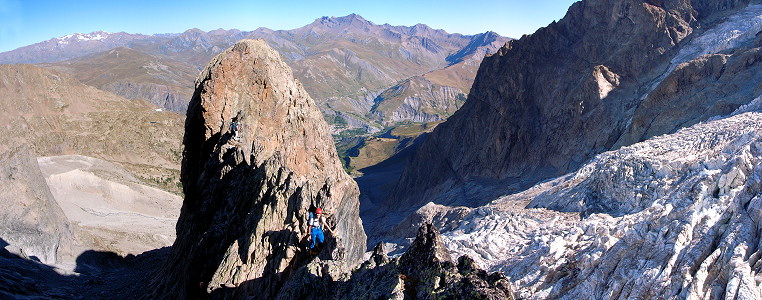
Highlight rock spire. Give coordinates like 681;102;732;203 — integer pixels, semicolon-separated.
151;39;365;299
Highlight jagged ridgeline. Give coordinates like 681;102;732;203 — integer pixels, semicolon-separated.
150;39;365;299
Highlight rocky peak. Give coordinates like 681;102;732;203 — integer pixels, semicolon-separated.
408;23;437;36
209;28;242;36
315;13;372;29
370;242;390;266
399;222;453;268
150;39;365;299
182;28;207;37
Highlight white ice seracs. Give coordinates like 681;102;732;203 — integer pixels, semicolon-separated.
435;110;762;299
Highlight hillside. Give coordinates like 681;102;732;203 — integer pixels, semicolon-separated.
0;64;185;193
40;47;197;112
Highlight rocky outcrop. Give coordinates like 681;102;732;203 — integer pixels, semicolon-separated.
278;223;514;299
0;146;71;265
388;0;761;216
151;39;365;299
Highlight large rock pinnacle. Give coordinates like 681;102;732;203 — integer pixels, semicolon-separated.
151;39;366;299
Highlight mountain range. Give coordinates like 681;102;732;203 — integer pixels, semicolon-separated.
1;15;509;132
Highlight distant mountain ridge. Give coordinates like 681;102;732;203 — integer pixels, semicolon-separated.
40;47;197;112
0;31;151;64
0;15;510;129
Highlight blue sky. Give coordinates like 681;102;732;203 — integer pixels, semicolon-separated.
0;0;578;53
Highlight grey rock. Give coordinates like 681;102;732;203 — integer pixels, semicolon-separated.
0;145;71;265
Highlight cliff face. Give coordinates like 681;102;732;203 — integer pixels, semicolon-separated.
152;39;365;299
389;0;761;212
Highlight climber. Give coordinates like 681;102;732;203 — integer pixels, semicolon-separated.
307;207;332;254
230;118;240;141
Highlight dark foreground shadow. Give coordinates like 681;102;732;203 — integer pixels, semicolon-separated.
355;133;427;249
208;255;401;300
206;227;339;300
0;236;170;299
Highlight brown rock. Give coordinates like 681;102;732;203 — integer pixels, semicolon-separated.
151;39;365;299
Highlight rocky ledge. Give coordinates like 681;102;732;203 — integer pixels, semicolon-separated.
278;222;515;299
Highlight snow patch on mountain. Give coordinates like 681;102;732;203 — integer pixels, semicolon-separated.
55;31;112;45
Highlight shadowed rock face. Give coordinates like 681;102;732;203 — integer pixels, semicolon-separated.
0;146;71;265
151;39;365;299
388;0;761;215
